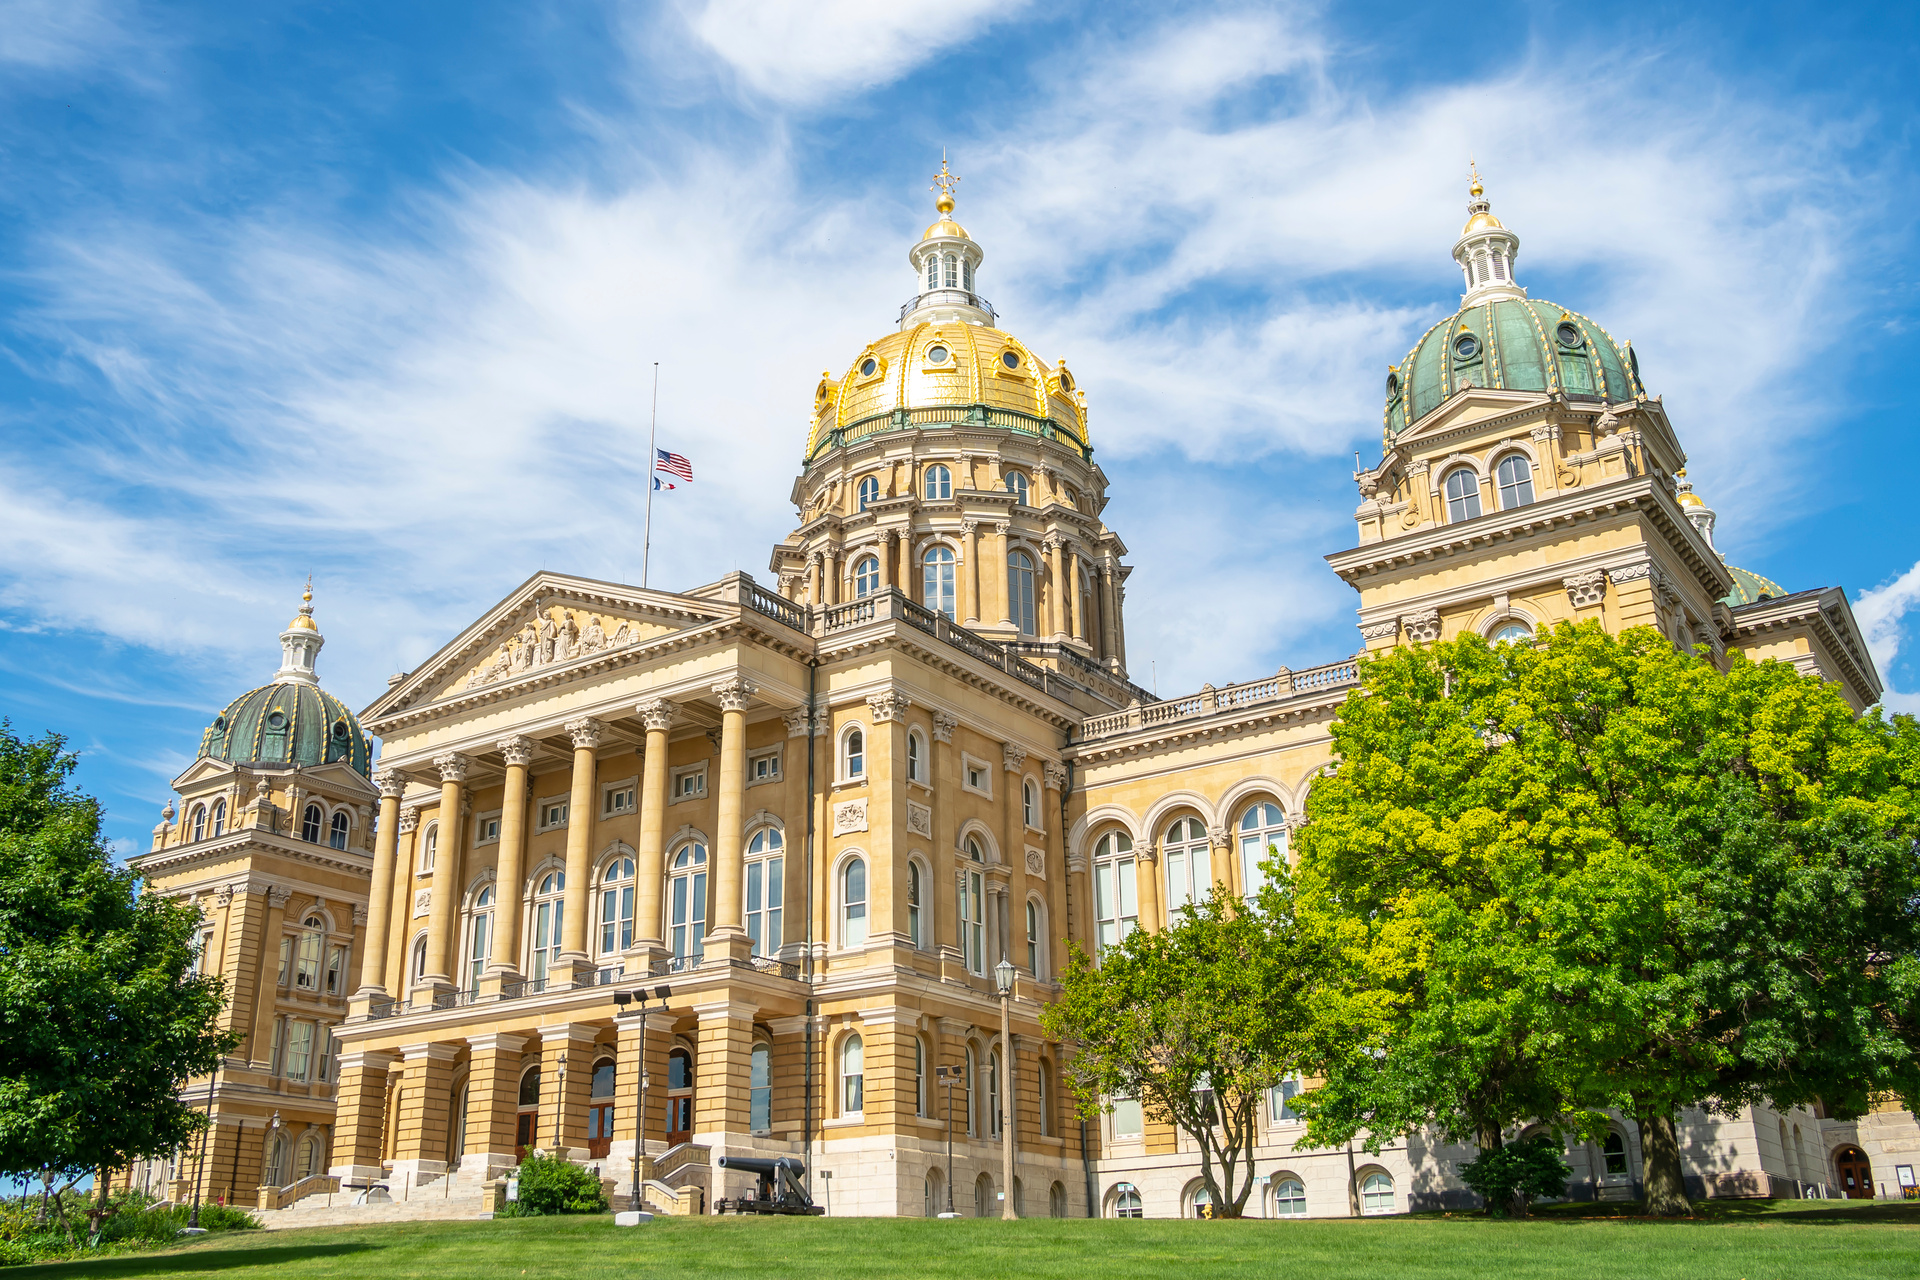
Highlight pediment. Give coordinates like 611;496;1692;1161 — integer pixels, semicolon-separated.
1398;387;1548;452
172;756;241;790
367;573;726;718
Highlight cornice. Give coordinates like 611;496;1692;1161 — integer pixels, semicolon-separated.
132;830;374;881
1730;587;1882;704
1068;688;1348;765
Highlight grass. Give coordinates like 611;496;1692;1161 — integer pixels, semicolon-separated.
13;1200;1919;1280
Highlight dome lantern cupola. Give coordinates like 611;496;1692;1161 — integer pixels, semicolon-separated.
1453;163;1526;307
903;157;993;330
276;578;325;686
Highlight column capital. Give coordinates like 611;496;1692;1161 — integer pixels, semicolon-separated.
1003;744;1027;773
399;1041;461;1063
497;735;536;767
537;1021;601;1044
932;710;959;743
711;677;758;712
336;1049;400;1072
866;690;911;723
266;884;293;908
782;707;812;738
374;768;409;798
691;998;759;1024
398;804;421;833
637;698;678;732
960;518;979;534
1043;762;1067;791
352;903;368;926
564;717;605;750
763;1014;812;1037
993;520;1011;536
465;1032;529;1054
433;752;470;784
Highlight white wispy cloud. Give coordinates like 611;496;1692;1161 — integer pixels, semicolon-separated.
1855;560;1920;714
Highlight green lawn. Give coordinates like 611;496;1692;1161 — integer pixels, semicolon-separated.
18;1201;1920;1280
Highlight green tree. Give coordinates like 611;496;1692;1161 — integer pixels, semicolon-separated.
1043;885;1322;1217
0;723;237;1228
1290;624;1920;1216
1456;1133;1571;1217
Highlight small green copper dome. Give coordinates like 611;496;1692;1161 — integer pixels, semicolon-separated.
1719;565;1786;608
199;681;373;777
1384;299;1644;435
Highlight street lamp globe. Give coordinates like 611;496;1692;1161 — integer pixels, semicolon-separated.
994;958;1015;995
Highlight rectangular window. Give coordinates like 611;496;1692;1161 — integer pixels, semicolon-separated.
962;755;991;797
962;871;986;975
277;936;292;987
294;930;322;991
285;1020;314;1082
269;1016;285;1076
475;813;502;845
316;1023;334;1082
746;857;784;957
537;799;569;832
1095;856;1138;957
195;929;215;976
749;750;781;784
908;862;922;949
672;766;707;801
325;944;347;996
1270;1077;1302;1124
604;785;636;815
1112;1095;1143;1138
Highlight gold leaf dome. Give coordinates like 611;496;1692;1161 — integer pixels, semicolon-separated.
923;216;970;241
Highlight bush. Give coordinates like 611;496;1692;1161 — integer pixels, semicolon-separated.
1458;1134;1573;1217
0;1192;258;1268
512;1156;608;1216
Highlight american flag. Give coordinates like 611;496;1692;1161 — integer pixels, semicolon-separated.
655;448;693;482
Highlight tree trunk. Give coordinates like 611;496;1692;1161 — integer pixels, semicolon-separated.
1636;1109;1692;1217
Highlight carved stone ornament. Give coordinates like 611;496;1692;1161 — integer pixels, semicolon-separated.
161;800;176;822
1043;762;1067;791
931;710;959;743
434;752;470;784
267;885;293;908
1136;843;1158;865
497;735;536;767
1066;852;1088;875
782;707;812;738
214;885;234;907
1360;618;1401;642
1025;848;1046;878
352;904;369;926
1594;408;1623;436
907;801;933;838
866;690;910;723
374;768;407;798
563;717;605;750
638;698;678;732
398;805;421;834
1208;825;1229;850
1002;744;1027;772
712;677;757;713
1564;569;1608;609
1608;562;1654;585
832;798;869;836
1400;609;1443;645
413;889;431;918
464;605;637;691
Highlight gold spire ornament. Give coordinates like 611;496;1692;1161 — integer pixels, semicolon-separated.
1469;157;1484;199
931;153;960;215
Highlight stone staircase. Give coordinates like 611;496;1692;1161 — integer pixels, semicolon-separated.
255;1169;494;1230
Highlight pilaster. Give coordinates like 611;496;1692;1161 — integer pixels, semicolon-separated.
462;1032;527;1178
391;1042;460;1176
328;1050;398;1183
538;1022;598;1158
693;999;757;1138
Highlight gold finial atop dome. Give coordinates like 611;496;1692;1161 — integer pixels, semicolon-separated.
923;154;970;239
1675;467;1705;509
1469;158;1484;199
288;576;319;631
1462;160;1504;234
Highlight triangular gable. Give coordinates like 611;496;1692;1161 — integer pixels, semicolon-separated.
171;756;241;790
367;572;726;717
1396;386;1547;450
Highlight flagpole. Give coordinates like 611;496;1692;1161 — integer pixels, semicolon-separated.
642;362;659;589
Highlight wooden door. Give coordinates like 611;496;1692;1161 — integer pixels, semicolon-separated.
516;1110;536;1161
1835;1146;1873;1199
587;1103;615;1159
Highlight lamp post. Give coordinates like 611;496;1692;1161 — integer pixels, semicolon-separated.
995;957;1016;1220
187;1054;220;1230
614;984;672;1213
935;1065;960;1217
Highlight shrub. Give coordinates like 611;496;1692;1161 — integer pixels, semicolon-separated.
1458;1134;1573;1217
513;1156;608;1216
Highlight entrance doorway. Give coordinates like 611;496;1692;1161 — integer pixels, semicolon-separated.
1834;1145;1873;1199
666;1047;694;1147
587;1058;616;1159
516;1066;540;1160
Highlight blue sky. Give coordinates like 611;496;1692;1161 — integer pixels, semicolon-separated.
2;0;1917;863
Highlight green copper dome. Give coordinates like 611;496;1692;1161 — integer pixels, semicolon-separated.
198;682;373;777
1719;565;1786;608
1384;298;1644;436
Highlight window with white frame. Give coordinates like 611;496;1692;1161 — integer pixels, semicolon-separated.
1489;620;1533;645
1111;1095;1143;1139
419;824;437;872
329;811;350;850
1496;453;1534;509
1274;1178;1307;1217
475;812;501;845
1360;1171;1395;1215
913;1036;927;1116
842;856;868;946
1023;778;1040;829
745;828;783;956
316;1022;336;1082
750;1042;772;1132
1005;471;1029;505
1007;550;1037;635
1269;1076;1302;1124
284;1019;314;1082
1237;802;1287;902
301;803;323;843
529;871;564;984
1163;817;1210;915
671;765;706;802
988;1046;1002;1136
842;726;865;781
857;475;880;512
294;916;324;991
1093;831;1137;958
326;941;347;995
854;555;880;598
536;798;569;832
907;728;926;784
748;747;781;785
599;855;636;955
942;253;957;288
922;545;956;619
668;843;707;963
1444;467;1482;522
210;798;226;837
603;780;636;816
924;464;952;500
1110;1183;1143;1218
410;933;428;986
841;1034;865;1114
964;1044;979;1135
908;860;924;948
1038;1059;1053;1136
191;804;208;841
467;885;493;995
1026;899;1042;976
961;837;986;974
962;755;991;797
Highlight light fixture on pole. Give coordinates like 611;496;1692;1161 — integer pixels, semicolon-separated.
994;957;1016;1220
934;1064;960;1217
614;984;672;1214
187;1055;221;1233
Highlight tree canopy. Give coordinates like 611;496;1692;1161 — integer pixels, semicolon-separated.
0;722;237;1186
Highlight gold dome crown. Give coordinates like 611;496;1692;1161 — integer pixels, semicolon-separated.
287;580;319;631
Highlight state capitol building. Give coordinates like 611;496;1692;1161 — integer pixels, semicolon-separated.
121;167;1909;1219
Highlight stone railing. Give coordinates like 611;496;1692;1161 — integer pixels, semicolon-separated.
1080;656;1363;740
257;1174;339;1212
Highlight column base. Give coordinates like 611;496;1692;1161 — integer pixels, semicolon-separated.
328;1163;385;1186
625;941;669;972
547;955;597;988
389;1158;447;1180
458;1152;516;1180
702;928;754;962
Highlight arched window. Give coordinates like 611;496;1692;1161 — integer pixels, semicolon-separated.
587;1058;616;1156
530;870;564;985
668;844;707;964
925;464;952;500
1274;1178;1307;1217
1007;550;1037;635
295;918;323;991
841;1034;865;1114
842;856;868;946
961;838;986;975
925;255;938;291
667;1047;694;1142
1023;778;1039;829
1005;471;1029;505
1190;1185;1213;1218
1026;899;1042;976
964;1044;978;1135
907;728;926;784
599;855;635;956
301;803;323;843
853;555;880;599
518;1066;541;1156
1163;817;1210;915
1444;467;1482;522
750;1042;772;1132
329;810;349;850
857;476;879;512
1602;1130;1629;1176
1493;254;1507;281
942;253;957;288
1049;1181;1066;1218
410;933;428;986
988;1046;1002;1137
191;805;207;842
908;860;924;948
419;824;437;873
745;828;784;957
1489;621;1533;645
209;799;225;838
913;1036;927;1117
1237;802;1287;901
963;258;973;291
1038;1059;1053;1136
1112;1183;1143;1218
1496;453;1534;509
1361;1171;1395;1215
265;1132;291;1188
467;885;493;995
1093;831;1136;958
843;726;865;779
922;545;956;620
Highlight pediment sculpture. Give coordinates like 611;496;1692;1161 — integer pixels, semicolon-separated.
463;605;638;691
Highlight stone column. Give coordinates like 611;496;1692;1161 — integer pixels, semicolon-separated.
693;999;757;1141
992;521;1012;628
1134;843;1163;934
1043;764;1069;978
612;1010;677;1198
806;552;822;608
391;1042;459;1179
961;520;981;626
249;885;291;1068
385;807;420;995
1099;562;1119;664
707;679;756;961
826;546;842;606
538;1023;597;1158
633;699;677;964
1070;556;1090;645
931;711;963;973
780;707;813;962
1046;537;1068;640
422;753;469;992
462;1033;527;1179
327;1050;396;1183
489;737;535;981
1002;745;1030;973
867;691;910;946
878;530;894;591
356;770;407;998
557;719;604;978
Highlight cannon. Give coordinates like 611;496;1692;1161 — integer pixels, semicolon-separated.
713;1155;824;1215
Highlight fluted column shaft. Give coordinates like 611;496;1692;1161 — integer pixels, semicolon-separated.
559;718;604;962
962;521;981;626
357;771;406;995
992;522;1012;627
492;738;534;975
634;700;676;955
1070;557;1089;644
707;678;756;958
423;754;468;988
1047;539;1068;640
